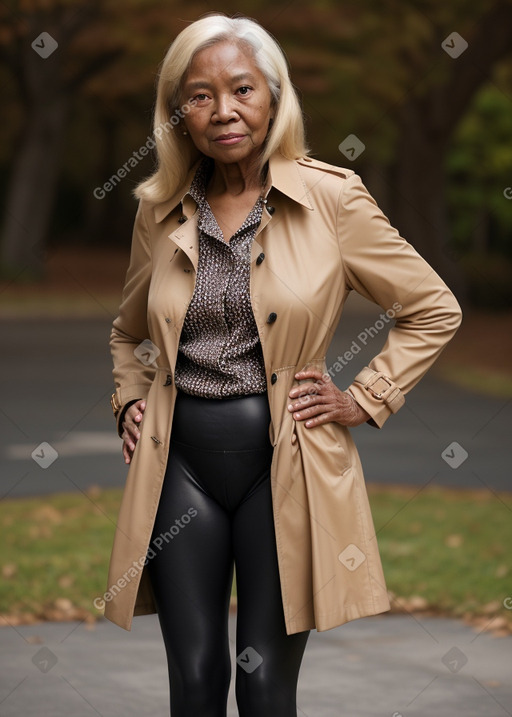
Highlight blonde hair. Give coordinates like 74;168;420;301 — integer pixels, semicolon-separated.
133;13;309;203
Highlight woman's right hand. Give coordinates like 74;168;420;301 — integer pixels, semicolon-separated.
121;399;147;464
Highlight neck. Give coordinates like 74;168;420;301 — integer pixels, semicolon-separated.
207;155;263;198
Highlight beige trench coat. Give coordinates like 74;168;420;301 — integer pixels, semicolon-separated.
104;151;462;634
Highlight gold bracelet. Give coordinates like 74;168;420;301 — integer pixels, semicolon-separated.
110;392;122;416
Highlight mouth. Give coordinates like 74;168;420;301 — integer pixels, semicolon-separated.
213;134;246;145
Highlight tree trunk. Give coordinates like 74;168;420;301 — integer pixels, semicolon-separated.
83;112;122;245
0;2;119;278
389;112;467;304
0;97;68;277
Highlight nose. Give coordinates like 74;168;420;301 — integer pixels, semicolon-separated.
212;93;238;123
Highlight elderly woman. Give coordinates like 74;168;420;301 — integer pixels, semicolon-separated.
105;12;462;717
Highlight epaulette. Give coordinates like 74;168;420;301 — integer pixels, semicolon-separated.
296;155;355;181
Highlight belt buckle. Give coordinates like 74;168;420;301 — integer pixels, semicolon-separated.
365;375;392;400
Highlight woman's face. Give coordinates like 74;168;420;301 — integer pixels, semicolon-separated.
180;40;274;167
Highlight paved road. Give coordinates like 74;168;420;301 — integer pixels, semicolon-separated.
1;611;511;716
1;293;510;499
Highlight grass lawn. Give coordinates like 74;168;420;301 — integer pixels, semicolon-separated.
1;484;511;634
367;485;512;629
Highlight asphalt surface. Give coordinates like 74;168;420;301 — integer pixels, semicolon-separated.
1;293;510;498
1;611;511;716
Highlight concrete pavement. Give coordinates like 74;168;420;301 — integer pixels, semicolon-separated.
1;610;511;716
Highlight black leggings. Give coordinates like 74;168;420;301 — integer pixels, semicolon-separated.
146;390;310;717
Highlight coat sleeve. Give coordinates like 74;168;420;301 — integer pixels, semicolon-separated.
337;173;463;428
110;200;155;435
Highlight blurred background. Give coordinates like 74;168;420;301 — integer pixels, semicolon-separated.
1;0;511;650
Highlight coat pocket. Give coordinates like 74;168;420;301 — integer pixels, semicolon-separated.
295;418;352;478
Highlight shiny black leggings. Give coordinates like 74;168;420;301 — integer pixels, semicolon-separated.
146;390;310;717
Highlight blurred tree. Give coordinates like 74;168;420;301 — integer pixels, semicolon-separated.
266;0;512;297
2;0;512;304
447;78;512;257
385;0;512;298
446;76;512;308
63;1;209;246
0;0;125;277
0;0;238;276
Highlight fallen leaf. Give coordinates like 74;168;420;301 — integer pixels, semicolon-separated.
2;564;17;579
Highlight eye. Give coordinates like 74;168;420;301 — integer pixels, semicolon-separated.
236;86;252;96
192;93;209;102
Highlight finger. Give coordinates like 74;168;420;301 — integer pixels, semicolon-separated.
288;393;326;414
294;369;324;382
129;421;142;437
133;400;146;415
289;370;332;398
288;381;320;400
122;443;132;464
122;429;136;452
124;419;141;437
127;409;142;424
302;409;338;428
290;401;335;422
288;391;318;411
289;381;334;405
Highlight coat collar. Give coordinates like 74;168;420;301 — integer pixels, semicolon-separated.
152;151;313;224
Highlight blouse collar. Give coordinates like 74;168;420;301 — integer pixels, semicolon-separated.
152;150;313;224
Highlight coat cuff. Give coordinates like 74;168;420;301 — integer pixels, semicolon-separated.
346;367;404;429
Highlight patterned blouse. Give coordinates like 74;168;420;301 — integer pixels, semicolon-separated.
173;157;268;398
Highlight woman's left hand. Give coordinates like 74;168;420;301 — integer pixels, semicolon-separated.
287;369;371;428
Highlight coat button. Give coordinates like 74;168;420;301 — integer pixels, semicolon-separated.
164;374;172;386
266;206;275;215
271;372;278;384
256;252;265;265
178;216;187;224
266;312;277;324
165;317;171;324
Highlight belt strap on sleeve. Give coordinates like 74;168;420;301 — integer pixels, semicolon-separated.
353;367;404;414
